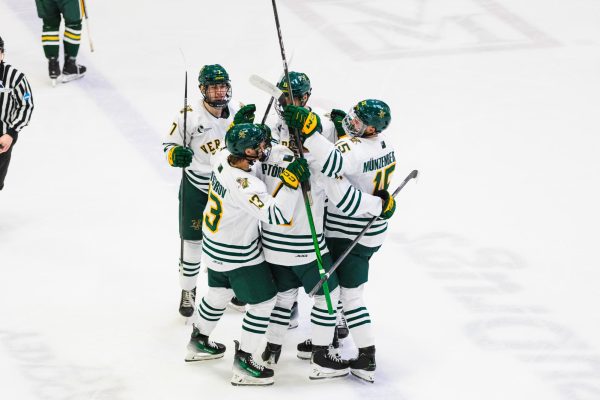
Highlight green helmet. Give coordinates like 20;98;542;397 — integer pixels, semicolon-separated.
343;99;391;136
226;123;272;161
277;71;312;99
198;64;232;108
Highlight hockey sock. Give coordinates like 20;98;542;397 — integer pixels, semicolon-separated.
41;19;60;59
179;240;202;290
195;287;231;336
241;296;276;354
63;21;82;58
340;285;374;348
265;288;297;345
311;287;340;346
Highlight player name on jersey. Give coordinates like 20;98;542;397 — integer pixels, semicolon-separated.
363;151;396;173
210;173;227;198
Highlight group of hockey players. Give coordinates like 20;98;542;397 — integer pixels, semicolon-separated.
163;64;397;386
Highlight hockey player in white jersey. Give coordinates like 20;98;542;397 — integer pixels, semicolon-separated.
289;99;397;383
184;123;311;386
162;64;238;318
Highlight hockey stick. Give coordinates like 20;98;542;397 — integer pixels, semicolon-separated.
80;0;94;52
270;0;333;314
249;74;282;124
308;169;420;297
179;72;189;267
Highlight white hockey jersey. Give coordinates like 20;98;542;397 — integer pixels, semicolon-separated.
312;134;397;249
256;142;382;266
163;99;239;193
201;149;301;272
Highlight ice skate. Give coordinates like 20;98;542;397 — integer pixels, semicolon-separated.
310;345;349;380
185;326;225;361
48;57;60;87
261;342;282;366
179;287;196;317
288;301;299;329
297;331;340;360
350;345;376;383
231;340;274;386
61;56;86;83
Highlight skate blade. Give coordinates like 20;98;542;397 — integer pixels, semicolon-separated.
61;73;85;83
184;351;224;362
297;351;311;360
351;369;375;383
50;78;58;87
230;373;274;386
309;367;349;380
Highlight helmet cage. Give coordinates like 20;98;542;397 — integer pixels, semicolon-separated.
342;109;368;137
200;82;232;108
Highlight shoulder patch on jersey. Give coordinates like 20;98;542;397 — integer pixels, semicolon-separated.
350;137;362;144
236;177;249;189
283;155;294;162
180;105;193;114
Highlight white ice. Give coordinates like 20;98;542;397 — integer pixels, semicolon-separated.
1;0;600;399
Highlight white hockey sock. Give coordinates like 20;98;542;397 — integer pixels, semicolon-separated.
311;287;340;347
195;287;232;337
340;285;374;348
179;240;202;290
265;288;298;345
240;296;276;354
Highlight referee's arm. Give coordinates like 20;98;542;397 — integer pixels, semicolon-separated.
6;73;34;142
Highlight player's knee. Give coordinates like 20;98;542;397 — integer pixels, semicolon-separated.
248;296;277;315
42;19;61;31
64;20;82;30
204;287;234;309
340;284;365;309
276;288;298;309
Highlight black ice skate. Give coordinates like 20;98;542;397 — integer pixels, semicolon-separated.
310;345;350;380
350;345;376;383
178;287;196;318
227;296;246;313
184;326;226;362
62;56;86;82
231;340;274;386
48;57;60;87
297;331;340;360
261;342;282;366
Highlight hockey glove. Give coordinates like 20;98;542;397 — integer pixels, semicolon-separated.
330;109;347;138
167;146;194;168
375;190;396;220
279;158;311;189
283;105;322;140
233;104;256;125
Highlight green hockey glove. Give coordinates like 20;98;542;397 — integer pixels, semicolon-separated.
167;146;194;168
330;109;347;138
283;105;322;140
233;104;256;125
375;190;396;219
279;158;311;189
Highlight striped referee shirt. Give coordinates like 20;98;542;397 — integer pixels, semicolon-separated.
0;61;34;141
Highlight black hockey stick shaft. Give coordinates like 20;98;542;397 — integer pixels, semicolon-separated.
271;0;334;313
261;96;275;125
308;169;419;297
179;72;188;264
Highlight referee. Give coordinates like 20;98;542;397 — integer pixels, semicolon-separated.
0;35;34;191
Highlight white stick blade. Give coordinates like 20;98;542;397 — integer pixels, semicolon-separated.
249;74;283;99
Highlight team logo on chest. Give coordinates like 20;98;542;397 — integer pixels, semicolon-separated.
236;177;249;189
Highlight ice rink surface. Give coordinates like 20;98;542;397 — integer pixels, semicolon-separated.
1;0;599;399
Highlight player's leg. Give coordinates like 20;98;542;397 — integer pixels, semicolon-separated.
185;269;232;361
177;179;206;317
329;238;378;382
261;264;301;365
229;262;277;386
35;0;61;81
293;254;349;379
59;0;86;80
